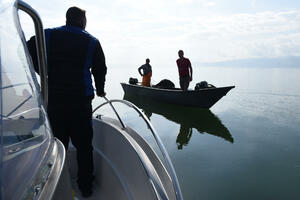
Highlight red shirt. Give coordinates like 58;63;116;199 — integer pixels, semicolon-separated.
176;58;191;77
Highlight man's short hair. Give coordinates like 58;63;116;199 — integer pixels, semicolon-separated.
66;7;86;27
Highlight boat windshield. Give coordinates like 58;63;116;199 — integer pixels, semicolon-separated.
0;1;52;199
0;0;49;148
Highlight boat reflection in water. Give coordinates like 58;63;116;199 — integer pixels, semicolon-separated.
124;94;234;150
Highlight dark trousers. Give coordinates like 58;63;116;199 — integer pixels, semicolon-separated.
179;76;190;91
47;98;94;189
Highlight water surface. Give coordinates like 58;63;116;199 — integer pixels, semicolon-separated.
93;66;300;200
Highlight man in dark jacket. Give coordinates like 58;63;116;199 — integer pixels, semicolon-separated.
27;6;107;197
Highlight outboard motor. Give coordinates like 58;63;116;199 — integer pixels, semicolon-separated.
129;77;138;85
195;81;208;90
195;81;216;90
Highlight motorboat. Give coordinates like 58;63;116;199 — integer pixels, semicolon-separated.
0;0;183;199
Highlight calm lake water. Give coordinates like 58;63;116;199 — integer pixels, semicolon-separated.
93;66;300;200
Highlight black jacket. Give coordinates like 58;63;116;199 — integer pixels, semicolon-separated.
27;25;107;100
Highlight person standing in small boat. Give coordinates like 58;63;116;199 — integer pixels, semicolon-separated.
176;50;193;91
138;58;152;87
27;6;107;197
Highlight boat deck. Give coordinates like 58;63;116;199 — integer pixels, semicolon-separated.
67;116;178;200
69;144;103;200
71;178;103;200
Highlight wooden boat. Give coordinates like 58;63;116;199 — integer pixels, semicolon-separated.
121;83;235;108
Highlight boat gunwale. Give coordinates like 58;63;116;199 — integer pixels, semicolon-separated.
120;82;235;93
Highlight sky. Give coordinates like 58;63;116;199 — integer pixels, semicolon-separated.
19;0;300;68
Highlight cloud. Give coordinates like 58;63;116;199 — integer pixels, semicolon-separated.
175;0;216;7
251;0;257;8
20;0;300;66
176;10;300;61
204;2;216;7
85;8;300;65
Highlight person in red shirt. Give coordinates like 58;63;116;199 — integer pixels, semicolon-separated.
176;50;193;91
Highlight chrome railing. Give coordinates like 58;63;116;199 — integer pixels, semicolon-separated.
93;97;183;200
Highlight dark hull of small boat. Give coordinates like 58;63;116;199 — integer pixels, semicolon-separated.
121;83;235;108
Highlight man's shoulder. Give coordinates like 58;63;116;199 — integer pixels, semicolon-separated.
46;26;98;41
45;26;64;33
82;30;98;41
177;58;188;62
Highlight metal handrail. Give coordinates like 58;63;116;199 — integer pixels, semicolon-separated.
16;0;48;108
102;96;126;129
93;98;183;200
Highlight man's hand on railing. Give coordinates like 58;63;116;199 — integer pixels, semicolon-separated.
97;91;106;97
